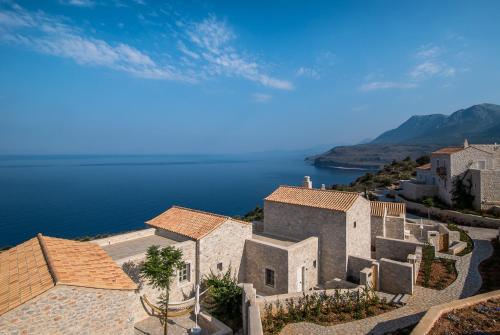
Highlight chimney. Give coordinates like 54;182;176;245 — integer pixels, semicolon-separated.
321;184;326;190
464;138;469;148
303;176;312;189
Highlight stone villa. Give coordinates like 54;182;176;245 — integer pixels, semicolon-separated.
401;140;500;210
0;177;462;334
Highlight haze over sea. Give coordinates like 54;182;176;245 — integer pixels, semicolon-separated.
0;153;366;248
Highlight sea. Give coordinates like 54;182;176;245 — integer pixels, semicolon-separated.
0;153;368;248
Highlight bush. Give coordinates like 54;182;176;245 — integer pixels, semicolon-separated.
422;244;435;287
204;267;242;330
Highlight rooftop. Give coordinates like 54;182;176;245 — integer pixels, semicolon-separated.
264;185;360;212
432;147;464;155
0;234;136;316
102;234;178;261
146;206;249;240
252;232;297;247
416;163;431;170
370;201;406;217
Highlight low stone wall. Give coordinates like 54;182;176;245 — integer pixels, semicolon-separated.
347;255;378;283
411;290;500;334
397;196;500;229
91;228;156;246
438;224;460;245
0;285;136;335
385;217;405;240
375;236;427;262
241;283;263;335
449;241;467;255
379;258;414;295
198;311;233;335
400;180;437;201
404;222;437;241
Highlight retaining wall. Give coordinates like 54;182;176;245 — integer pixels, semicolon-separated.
375;236;427;262
379;258;414;295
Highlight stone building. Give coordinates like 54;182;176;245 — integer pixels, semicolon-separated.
0;234;137;335
401;140;500;210
369;201;406;249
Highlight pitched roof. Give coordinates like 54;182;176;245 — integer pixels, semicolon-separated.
416;163;431;170
370;201;406;217
432;147;463;155
146;206;248;240
0;234;136;316
264;186;360;212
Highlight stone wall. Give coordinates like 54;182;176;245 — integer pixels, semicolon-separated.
470;168;500;210
379;258;414;294
264;201;348;281
385;217;405;240
199;220;252;282
287;237;319;293
243;239;289;295
370;216;384;249
400;180;438;201
375;236;426;262
91;228;156;247
346;197;372;264
347;255;378;283
397;195;500;229
241;283;263;335
0;285;136;335
404;222;438;241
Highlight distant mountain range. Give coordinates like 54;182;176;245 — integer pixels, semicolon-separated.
308;103;500;169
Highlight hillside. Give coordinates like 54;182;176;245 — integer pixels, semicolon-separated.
309;103;500;169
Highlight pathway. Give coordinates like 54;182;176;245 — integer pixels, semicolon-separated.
280;226;497;335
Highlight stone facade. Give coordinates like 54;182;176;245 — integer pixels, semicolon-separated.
375;236;427;262
379;258;414;295
198;219;253;282
263;197;371;282
403;143;500;210
0;286;136;335
243;237;318;295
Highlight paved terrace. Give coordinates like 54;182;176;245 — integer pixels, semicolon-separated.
102;235;178;261
280;225;497;335
252;232;297;247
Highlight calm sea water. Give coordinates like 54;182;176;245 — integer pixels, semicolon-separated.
0;153;367;247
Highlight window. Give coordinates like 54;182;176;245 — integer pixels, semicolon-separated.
179;262;190;283
217;262;223;271
313;260;317;268
353;221;357;228
265;268;275;287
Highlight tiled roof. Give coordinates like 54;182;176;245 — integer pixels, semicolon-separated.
0;234;136;316
432;147;463;155
146;206;248;240
0;237;54;316
416;163;431;170
42;236;137;291
370;201;406;217
264;186;360;212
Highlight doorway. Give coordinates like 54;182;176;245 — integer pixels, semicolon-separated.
296;266;305;292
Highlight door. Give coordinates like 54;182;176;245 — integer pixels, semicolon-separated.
296;267;305;292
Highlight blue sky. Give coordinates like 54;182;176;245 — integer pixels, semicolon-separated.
1;0;499;154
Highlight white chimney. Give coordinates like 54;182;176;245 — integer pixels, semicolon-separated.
321;184;326;190
464;138;469;148
303;176;312;189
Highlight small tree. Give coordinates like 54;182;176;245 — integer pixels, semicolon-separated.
141;245;184;335
422;197;434;219
451;176;474;209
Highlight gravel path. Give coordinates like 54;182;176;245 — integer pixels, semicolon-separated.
280;226;497;335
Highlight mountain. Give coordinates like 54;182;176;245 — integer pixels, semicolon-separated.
308;103;500;169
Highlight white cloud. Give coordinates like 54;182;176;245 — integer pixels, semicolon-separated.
252;93;272;103
0;5;292;89
296;67;320;79
358;81;418;92
410;61;456;80
0;5;190;82
415;45;442;59
60;0;95;7
183;16;293;90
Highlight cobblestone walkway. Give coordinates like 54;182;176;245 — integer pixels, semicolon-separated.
280;226;497;335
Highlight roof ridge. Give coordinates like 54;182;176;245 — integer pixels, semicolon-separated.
171;205;232;221
36;233;58;285
277;185;361;196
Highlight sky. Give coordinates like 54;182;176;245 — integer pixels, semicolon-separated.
0;0;499;155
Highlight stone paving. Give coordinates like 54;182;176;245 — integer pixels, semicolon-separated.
134;314;208;335
280;226;497;335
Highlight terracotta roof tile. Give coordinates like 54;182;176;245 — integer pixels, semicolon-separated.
264;186;360;212
416;163;431;170
370;201;406;217
0;235;136;316
432;147;463;155
146;206;248;240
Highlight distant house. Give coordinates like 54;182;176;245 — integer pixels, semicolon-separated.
0;234;137;335
400;140;500;210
